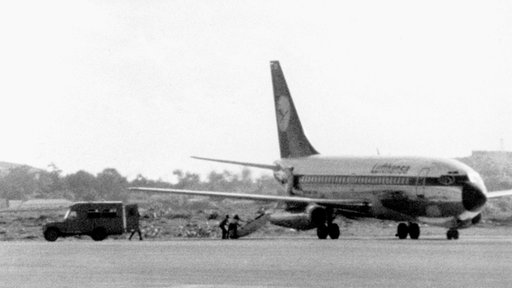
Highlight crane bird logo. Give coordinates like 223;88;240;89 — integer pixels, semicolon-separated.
277;96;291;131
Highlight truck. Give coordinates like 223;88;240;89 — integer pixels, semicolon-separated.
43;201;140;242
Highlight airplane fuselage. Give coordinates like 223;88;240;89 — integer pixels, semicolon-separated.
275;155;488;228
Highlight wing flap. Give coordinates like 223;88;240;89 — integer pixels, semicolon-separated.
129;187;368;207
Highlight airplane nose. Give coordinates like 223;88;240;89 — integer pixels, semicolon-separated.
462;182;487;212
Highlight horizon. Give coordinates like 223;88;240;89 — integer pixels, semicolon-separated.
2;149;512;183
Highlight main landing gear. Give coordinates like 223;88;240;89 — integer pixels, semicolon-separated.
317;223;340;239
316;210;340;239
396;222;420;240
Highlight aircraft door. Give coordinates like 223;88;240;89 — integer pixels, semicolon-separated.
416;168;430;198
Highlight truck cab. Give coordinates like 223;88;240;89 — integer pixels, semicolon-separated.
43;202;139;241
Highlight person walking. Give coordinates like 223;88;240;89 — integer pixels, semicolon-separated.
129;228;143;241
228;214;241;239
219;215;229;239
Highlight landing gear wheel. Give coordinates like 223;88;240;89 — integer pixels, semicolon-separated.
396;223;409;239
408;223;420;240
317;225;328;239
328;223;340;239
91;227;107;241
446;229;459;240
44;228;59;242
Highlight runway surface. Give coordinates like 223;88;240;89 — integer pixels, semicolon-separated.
2;236;512;288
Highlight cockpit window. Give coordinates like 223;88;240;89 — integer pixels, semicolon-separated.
439;175;456;185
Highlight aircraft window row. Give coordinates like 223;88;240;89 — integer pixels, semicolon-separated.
299;175;409;185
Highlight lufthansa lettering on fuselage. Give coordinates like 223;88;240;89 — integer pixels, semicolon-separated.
371;163;410;175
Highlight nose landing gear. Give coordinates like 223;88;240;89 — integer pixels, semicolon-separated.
396;223;460;240
396;222;421;239
446;229;459;240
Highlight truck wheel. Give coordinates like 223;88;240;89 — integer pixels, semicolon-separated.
91;227;107;241
44;228;59;242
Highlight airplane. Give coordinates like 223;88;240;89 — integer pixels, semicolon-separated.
130;61;512;240
0;199;72;214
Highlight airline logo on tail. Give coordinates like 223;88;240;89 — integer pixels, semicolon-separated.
277;96;291;131
271;61;318;158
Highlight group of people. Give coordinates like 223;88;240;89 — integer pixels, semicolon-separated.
218;214;242;239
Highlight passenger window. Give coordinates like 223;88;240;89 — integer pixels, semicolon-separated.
87;209;101;219
102;208;118;218
66;211;77;220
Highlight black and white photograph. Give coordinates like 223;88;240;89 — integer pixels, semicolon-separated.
1;1;512;287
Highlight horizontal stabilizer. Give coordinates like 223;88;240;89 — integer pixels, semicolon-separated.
191;156;279;170
486;190;512;198
129;187;368;207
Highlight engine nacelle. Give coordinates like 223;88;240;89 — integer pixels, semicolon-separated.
269;204;326;230
273;166;294;187
306;204;327;226
273;170;287;184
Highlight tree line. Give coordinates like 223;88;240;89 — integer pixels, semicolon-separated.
1;151;512;209
0;165;280;202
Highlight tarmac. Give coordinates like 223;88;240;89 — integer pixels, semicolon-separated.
2;234;512;288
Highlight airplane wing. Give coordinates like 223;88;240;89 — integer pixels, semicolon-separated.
129;187;369;207
191;156;280;170
0;206;69;214
486;190;512;199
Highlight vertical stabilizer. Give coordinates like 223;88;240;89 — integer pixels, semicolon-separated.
271;61;319;158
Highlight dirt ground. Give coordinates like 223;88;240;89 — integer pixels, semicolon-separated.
2;204;512;241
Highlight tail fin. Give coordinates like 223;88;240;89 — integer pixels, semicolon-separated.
271;61;319;158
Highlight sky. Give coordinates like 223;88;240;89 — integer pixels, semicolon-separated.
0;1;511;181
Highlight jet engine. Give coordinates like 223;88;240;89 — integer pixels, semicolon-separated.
269;204;326;230
273;170;287;184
